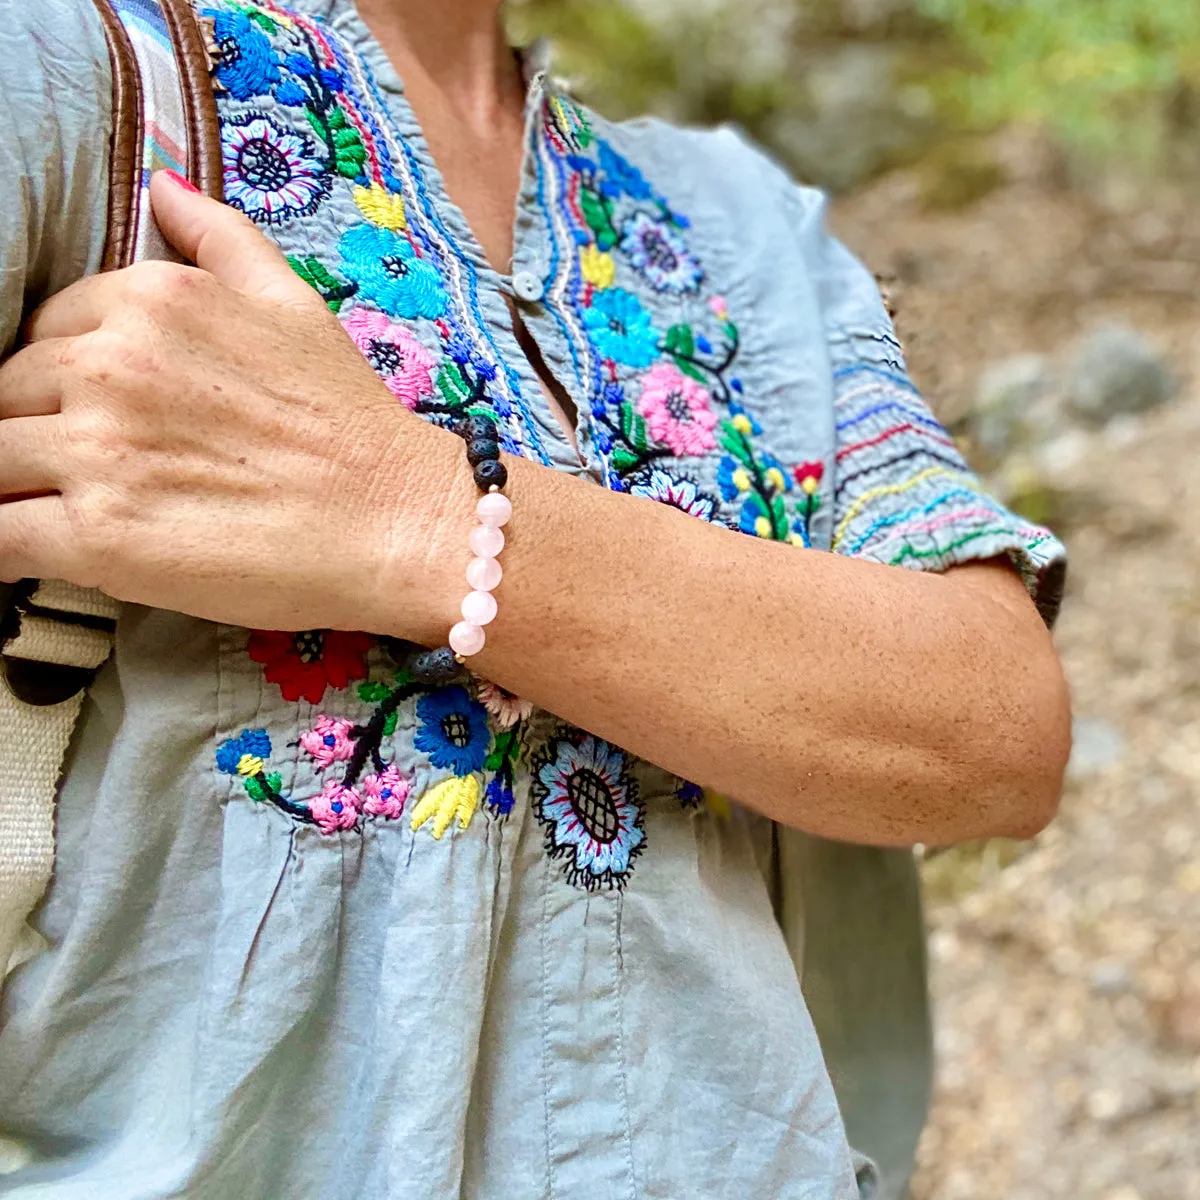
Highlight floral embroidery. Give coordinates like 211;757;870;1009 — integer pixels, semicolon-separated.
414;686;492;775
341;308;437;408
475;681;533;731
618;212;702;294
792;460;825;548
533;733;645;891
676;779;704;810
310;780;361;834
299;715;355;767
409;774;482;840
584;289;660;368
222;112;330;225
207;9;281;100
362;765;409;819
337;226;447;320
635;363;718;456
353;181;407;230
630;470;719;522
247;629;373;704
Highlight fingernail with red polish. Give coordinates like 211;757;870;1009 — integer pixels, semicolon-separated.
161;168;201;194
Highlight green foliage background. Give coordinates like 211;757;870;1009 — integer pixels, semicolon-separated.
507;0;1200;190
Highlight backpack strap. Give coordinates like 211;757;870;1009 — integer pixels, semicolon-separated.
0;0;221;982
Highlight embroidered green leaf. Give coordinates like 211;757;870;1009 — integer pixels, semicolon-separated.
611;444;641;473
770;493;789;539
358;681;391;704
717;419;755;469
244;771;281;803
383;711;399;737
436;362;470;405
230;2;277;33
484;729;517;772
288;255;350;314
618;404;650;451
328;107;348;131
664;323;695;359
466;405;498;424
580;187;617;250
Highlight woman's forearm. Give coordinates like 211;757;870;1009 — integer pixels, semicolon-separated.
405;445;1072;847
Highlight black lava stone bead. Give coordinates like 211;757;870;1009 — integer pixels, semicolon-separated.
456;415;495;442
473;459;508;491
406;646;461;684
466;437;501;466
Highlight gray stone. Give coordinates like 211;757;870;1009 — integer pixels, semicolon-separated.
1089;959;1132;998
1065;325;1177;425
968;354;1053;461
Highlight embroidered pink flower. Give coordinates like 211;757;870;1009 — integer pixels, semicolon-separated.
341;308;437;409
309;781;361;834
300;716;356;768
635;364;718;456
708;294;729;321
476;681;534;730
362;765;410;820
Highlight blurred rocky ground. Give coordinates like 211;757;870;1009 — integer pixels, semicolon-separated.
834;139;1200;1200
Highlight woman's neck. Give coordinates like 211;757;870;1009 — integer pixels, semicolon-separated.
353;0;523;138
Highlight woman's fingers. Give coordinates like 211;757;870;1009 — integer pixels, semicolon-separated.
0;414;64;497
0;338;67;418
0;494;73;584
23;271;127;342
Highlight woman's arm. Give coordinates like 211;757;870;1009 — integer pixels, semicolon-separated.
401;444;1070;848
0;176;1070;847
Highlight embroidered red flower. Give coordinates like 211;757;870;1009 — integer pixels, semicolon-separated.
793;460;825;495
247;630;374;704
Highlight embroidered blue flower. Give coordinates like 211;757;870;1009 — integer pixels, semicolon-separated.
584;288;660;368
618;212;702;294
274;79;307;107
207;10;280;101
485;775;515;816
677;779;704;810
717;457;743;502
414;686;492;775
338;226;448;320
533;735;645;891
598;142;652;200
630;470;718;522
222;113;330;225
216;729;272;777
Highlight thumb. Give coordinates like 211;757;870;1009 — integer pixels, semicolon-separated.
150;169;311;303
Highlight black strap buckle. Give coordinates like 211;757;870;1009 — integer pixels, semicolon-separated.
0;579;114;707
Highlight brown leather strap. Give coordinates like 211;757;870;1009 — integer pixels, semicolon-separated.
162;0;224;201
91;0;143;271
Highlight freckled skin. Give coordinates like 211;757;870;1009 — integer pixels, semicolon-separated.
0;1;1071;847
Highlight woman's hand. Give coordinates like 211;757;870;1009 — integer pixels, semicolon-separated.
0;171;463;636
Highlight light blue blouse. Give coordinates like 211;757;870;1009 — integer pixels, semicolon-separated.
0;2;1064;1197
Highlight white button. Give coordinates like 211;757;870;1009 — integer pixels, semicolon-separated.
512;270;544;304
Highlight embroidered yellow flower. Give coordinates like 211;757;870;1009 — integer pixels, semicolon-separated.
354;183;407;231
580;245;615;289
732;466;752;492
237;753;265;777
765;467;787;492
789;532;807;548
754;516;772;538
704;789;732;819
731;414;753;435
410;775;481;840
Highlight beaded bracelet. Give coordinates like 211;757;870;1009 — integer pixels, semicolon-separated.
404;416;509;685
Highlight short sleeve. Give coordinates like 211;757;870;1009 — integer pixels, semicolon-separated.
0;0;113;356
809;208;1066;626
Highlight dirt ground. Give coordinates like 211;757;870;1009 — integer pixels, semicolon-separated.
833;146;1200;1199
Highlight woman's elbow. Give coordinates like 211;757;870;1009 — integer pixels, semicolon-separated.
982;648;1073;840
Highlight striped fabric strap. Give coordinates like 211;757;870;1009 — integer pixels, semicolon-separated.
0;0;193;984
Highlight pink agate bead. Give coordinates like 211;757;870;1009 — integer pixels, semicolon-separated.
469;523;505;558
476;492;512;527
461;589;498;626
449;621;486;657
466;555;502;591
